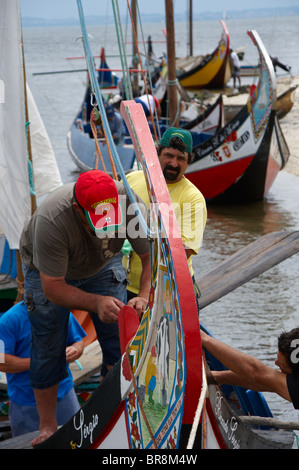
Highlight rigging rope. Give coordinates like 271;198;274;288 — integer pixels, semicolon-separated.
111;0;133;100
76;0;151;239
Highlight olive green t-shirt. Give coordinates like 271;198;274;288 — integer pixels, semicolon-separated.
20;182;149;280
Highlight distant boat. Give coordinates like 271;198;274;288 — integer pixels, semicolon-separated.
183;30;290;203
176;20;231;91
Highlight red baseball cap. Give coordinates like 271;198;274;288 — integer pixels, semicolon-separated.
75;170;123;234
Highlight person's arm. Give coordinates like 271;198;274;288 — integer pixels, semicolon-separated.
0;354;30;374
65;339;85;364
127;251;151;318
201;329;292;402
40;272;124;324
185;248;196;259
208;369;266;390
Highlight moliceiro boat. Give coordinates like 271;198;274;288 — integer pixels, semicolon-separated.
184;30;289;202
38;99;204;450
176;20;231;91
37;100;295;450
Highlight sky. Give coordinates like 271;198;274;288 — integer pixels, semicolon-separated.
20;0;299;18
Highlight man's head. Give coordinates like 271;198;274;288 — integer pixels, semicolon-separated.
157;127;194;183
105;104;115;120
277;328;299;377
74;170;123;235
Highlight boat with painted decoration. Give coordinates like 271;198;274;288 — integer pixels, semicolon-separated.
176;20;231;91
184;30;289;203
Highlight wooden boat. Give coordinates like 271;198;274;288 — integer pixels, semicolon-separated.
67;109;136;173
1;2;296;450
184;30;290;203
35;104;296;450
38;94;204;449
2;227;299;448
67;83;224;172
276;84;297;119
176;20;231;91
240;56;292;77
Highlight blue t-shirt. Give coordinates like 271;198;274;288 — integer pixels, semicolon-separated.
287;374;299;409
0;302;86;406
108;110;125;142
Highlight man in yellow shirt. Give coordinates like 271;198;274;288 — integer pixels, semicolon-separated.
123;127;207;308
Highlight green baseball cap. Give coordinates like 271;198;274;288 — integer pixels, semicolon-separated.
159;127;193;153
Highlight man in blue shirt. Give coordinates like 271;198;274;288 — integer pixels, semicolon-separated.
97;104;125;145
0;302;86;436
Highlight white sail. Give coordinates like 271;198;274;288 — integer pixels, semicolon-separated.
27;83;62;197
0;1;63;250
0;0;31;250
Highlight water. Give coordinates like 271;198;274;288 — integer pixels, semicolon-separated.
22;16;299;422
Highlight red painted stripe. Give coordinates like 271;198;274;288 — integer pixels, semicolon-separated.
186;155;254;199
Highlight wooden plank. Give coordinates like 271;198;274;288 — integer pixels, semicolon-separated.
0;430;38;449
197;230;299;309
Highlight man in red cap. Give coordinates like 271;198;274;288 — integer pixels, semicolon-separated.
19;169;150;446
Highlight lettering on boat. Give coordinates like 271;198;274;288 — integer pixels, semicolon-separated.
233;130;250;151
72;408;99;448
214;391;240;449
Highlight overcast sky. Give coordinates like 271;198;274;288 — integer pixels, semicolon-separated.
20;0;299;18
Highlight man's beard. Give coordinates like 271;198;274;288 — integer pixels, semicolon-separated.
163;165;180;181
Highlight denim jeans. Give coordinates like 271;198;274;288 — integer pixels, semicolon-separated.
9;387;80;436
23;254;127;389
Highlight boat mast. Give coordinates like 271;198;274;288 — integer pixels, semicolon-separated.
131;0;139;91
188;0;193;56
165;0;179;127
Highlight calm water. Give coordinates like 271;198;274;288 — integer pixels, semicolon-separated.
23;16;299;422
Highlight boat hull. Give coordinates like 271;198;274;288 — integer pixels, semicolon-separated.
186;111;288;202
67;120;135;173
177;20;231;91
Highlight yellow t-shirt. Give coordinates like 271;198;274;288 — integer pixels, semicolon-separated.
123;171;207;294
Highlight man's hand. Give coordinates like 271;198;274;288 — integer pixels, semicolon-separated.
95;296;125;323
128;296;147;318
